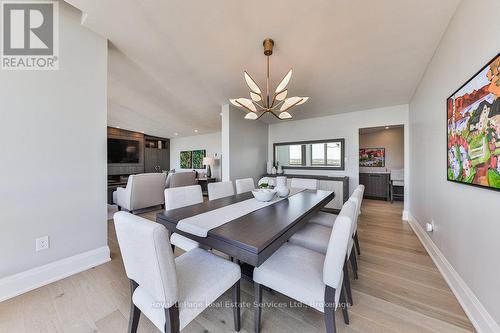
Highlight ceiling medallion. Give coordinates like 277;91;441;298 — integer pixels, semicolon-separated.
230;38;309;120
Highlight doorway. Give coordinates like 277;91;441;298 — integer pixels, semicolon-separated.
358;125;405;203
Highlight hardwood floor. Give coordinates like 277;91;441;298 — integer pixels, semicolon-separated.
0;200;475;333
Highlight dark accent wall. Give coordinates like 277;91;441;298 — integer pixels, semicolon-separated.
107;127;145;175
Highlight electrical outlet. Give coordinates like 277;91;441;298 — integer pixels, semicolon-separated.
426;220;435;232
36;236;49;251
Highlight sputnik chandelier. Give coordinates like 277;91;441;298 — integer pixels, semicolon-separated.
230;38;308;120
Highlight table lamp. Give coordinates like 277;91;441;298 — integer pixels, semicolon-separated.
202;157;215;178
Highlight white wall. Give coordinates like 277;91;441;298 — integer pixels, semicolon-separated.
409;0;500;329
222;105;268;182
170;132;222;180
268;105;410;210
0;3;109;287
359;126;404;173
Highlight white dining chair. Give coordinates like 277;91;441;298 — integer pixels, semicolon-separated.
350;188;364;255
253;210;353;333
165;185;204;252
289;200;358;304
114;212;241;333
208;181;235;201
308;185;364;228
290;178;318;190
235;178;255;194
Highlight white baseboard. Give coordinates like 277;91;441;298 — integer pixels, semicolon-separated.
0;246;111;302
402;210;409;221
407;214;500;333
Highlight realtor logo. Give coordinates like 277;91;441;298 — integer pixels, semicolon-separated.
1;1;58;70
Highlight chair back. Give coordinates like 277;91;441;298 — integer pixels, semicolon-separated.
235;178;255;194
208;181;235;201
356;184;365;197
390;169;404;181
164;185;203;210
323;201;355;290
128;173;167;210
114;212;178;307
351;188;363;217
290;178;318;190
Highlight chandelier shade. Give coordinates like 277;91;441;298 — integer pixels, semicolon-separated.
229;38;308;120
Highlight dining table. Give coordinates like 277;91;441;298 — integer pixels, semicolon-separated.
156;189;335;276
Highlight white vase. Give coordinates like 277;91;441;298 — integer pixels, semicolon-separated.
277;165;283;174
276;176;289;197
267;161;273;174
271;166;277;175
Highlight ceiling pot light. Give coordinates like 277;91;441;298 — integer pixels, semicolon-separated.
230;38;309;120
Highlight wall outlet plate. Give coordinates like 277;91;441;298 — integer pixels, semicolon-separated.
426;220;435;232
36;236;49;251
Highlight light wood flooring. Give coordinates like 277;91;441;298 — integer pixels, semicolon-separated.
0;200;475;333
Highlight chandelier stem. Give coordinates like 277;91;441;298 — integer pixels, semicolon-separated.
266;55;270;108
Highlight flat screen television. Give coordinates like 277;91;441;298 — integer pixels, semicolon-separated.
108;139;140;164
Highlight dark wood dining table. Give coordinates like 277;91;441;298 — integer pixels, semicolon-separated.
156;189;335;268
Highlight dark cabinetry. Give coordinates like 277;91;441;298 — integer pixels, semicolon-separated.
144;136;170;172
359;172;390;200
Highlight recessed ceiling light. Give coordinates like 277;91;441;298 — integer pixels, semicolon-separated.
141;131;145;133
385;126;390;129
194;129;198;133
174;132;179;136
116;126;120;129
219;112;223;116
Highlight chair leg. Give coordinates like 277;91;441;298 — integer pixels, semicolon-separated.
128;280;140;333
354;232;361;256
164;303;180;333
232;280;241;332
339;285;350;325
171;244;176;253
254;282;263;333
324;286;337;333
350;251;358;280
342;262;353;305
117;206;122;211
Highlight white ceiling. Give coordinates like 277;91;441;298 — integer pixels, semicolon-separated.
65;0;460;138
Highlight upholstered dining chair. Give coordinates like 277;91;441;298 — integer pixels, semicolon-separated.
235;178;255;194
288;200;358;305
114;212;241;333
164;185;204;252
253;209;353;333
208;181;235;201
290;178;318;190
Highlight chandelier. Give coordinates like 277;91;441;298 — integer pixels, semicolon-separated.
230;38;308;120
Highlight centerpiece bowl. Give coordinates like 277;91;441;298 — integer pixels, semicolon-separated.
252;188;277;202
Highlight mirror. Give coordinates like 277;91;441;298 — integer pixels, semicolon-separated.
273;139;345;170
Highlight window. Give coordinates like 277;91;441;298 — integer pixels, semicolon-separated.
289;145;303;165
274;139;345;170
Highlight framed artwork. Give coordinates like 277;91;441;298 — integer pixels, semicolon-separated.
447;53;500;191
359;148;385;167
191;149;206;169
180;151;192;169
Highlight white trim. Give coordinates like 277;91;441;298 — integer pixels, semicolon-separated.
402;210;409;221
407;214;500;333
0;246;110;302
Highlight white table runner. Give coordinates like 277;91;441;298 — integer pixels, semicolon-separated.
176;188;305;237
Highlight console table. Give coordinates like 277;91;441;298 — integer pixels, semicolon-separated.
196;177;216;196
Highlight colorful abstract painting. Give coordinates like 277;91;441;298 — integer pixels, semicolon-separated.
359;148;385;167
180;151;192;169
447;53;500;191
191;149;206;169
